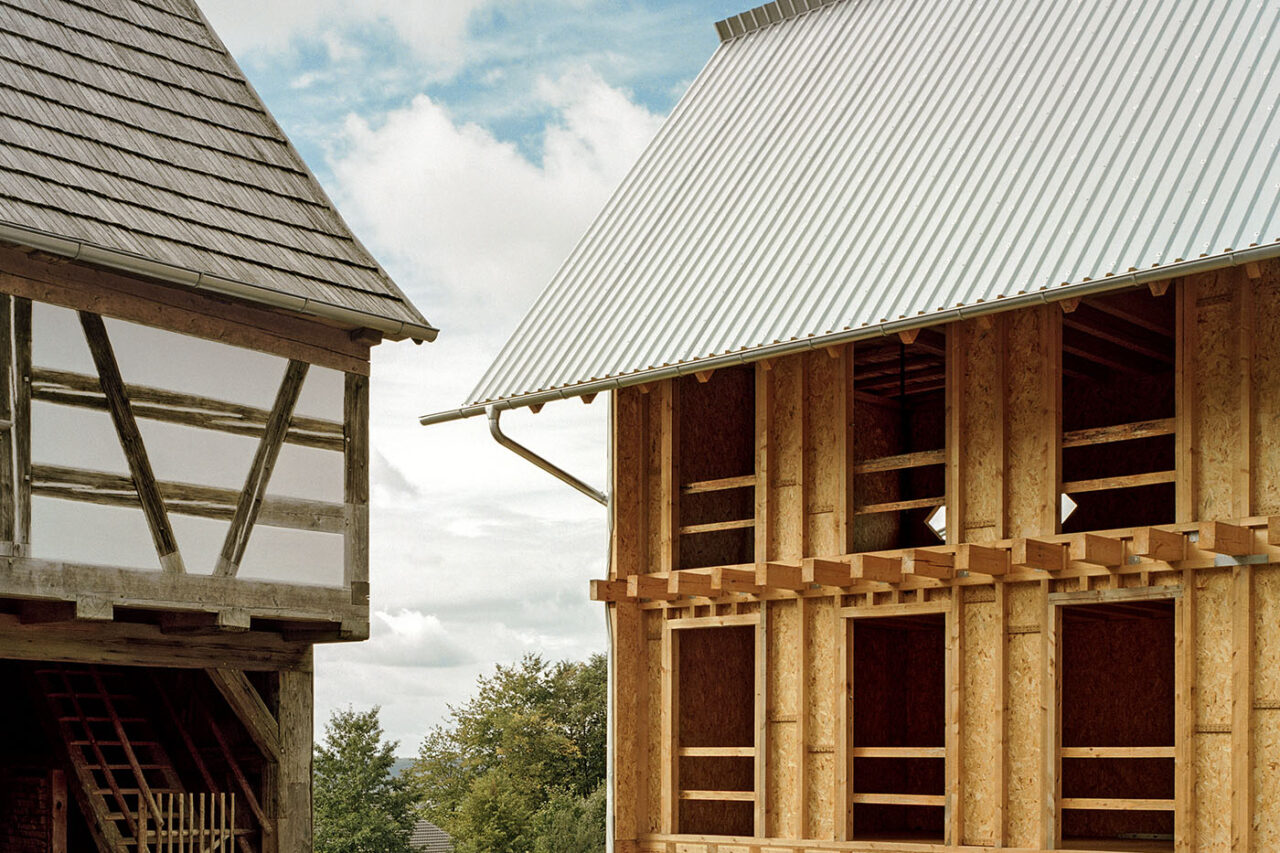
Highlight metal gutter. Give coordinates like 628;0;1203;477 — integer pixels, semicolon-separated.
0;220;440;343
487;406;607;505
421;242;1280;426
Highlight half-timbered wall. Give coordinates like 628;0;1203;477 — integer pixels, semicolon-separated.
602;259;1280;853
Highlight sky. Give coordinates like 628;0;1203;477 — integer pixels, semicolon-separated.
195;0;749;752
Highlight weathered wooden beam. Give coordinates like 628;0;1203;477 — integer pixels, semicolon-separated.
0;295;12;547
343;372;371;606
32;367;344;451
1198;520;1254;556
32;464;344;533
1012;538;1069;572
1132;527;1188;562
79;311;185;574
1060;417;1175;449
216;360;309;578
13;297;29;547
207;668;282;763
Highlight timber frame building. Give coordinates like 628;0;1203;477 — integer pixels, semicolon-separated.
0;1;433;850
425;0;1280;852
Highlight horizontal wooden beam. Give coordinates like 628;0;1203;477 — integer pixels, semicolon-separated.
589;579;629;602
851;554;901;583
32;368;343;451
850;793;946;807
1059;746;1175;759
849;746;946;759
904;549;954;579
33;464;344;534
680;475;756;494
1060;797;1175;811
852;448;946;475
668;571;715;597
1063;469;1176;494
1061;417;1175;449
711;566;761;594
627;574;677;601
756;562;805;591
803;557;852;587
1075;533;1125;568
679;790;754;802
677;747;755;758
1012;539;1069;572
1131;527;1188;562
1198;520;1255;556
854;496;945;516
956;543;1009;576
678;519;754;535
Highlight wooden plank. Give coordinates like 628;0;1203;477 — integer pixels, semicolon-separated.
850;554;902;583
343;372;370;605
51;768;67;853
1042;583;1059;849
852;448;946;474
32;464;344;533
796;596;810;837
13;297;29;547
32;367;344;451
1236;278;1253;518
904;549;954;580
0;246;371;374
1270;516;1280;547
79;311;184;574
1060;418;1176;448
849;746;947;758
678;518;754;535
216;361;309;577
755;562;805;591
854;495;945;515
755;613;768;835
1011;539;1069;572
1062;469;1176;494
1059;746;1177;758
677;747;755;758
1132;527;1189;562
681;475;756;494
851;793;948;807
1176;278;1196;522
1060;798;1176;811
1199;520;1255;556
1076;533;1124;568
1232;564;1253;853
679;790;754;802
802;557;852;587
591;579;630;602
836;607;851;840
956;544;1009;576
710;567;761;595
660;624;676;833
995;581;1008;847
207;669;282;763
754;362;771;565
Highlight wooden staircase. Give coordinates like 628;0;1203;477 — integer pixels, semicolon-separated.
31;663;211;852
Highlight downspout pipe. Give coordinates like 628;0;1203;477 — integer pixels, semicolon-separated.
486;406;607;505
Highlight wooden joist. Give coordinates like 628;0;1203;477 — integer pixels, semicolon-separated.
1131;527;1188;562
1198;520;1254;556
711;566;760;594
678;518;754;535
802;557;852;587
1062;469;1176;494
1012;538;1069;572
756;562;805;591
1060;797;1175;812
627;574;676;602
1075;533;1125;568
679;789;753;802
903;548;954;579
1060;417;1175;449
850;554;901;583
668;571;714;597
681;475;756;494
955;543;1008;576
1270;516;1280;546
852;448;945;474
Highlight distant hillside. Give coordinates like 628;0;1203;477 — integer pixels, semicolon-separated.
392;757;415;778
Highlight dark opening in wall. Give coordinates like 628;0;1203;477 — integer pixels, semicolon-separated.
677;625;757;836
850;613;946;841
1061;289;1176;533
1060;600;1175;851
851;332;946;552
678;366;756;569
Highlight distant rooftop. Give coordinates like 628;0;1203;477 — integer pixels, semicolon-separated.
0;0;435;341
410;819;454;853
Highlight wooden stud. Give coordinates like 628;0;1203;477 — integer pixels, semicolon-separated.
945;593;963;846
1237;279;1254;518
79;312;184;574
1131;527;1188;562
903;548;954;579
1231;564;1253;853
51;768;67;853
659;382;679;574
215;360;309;578
1175;569;1197;852
755;612;768;835
802;556;852;587
660;625;676;833
850;553;902;583
995;581;1007;847
1198;520;1254;556
1176;278;1195;521
754;362;772;565
955;543;1008;576
755;561;805;591
627;574;677;602
1011;538;1069;572
0;295;13;545
276;655;313;850
1076;532;1124;567
836;609;851;840
945;325;964;544
590;579;630;602
1041;583;1060;849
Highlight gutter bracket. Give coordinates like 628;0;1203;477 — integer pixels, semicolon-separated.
487;406;607;506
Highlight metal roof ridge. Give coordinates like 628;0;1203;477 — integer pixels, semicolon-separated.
714;0;845;43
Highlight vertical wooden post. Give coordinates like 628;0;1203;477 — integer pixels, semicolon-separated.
50;768;67;853
796;598;810;838
1044;307;1063;535
1235;278;1253;518
755;363;772;564
946;592;964;846
1231;564;1253;853
834;610;850;841
995;581;1008;847
275;653;313;853
754;610;768;837
659;382;679;574
946;325;964;544
0;293;13;546
14;296;30;548
611;602;645;849
838;344;855;554
1041;585;1060;849
1176;279;1197;522
659;622;677;833
1175;570;1197;853
343;372;370;603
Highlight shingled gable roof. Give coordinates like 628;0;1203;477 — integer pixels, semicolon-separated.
424;0;1280;424
0;0;435;342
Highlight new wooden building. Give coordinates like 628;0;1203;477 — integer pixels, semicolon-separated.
0;1;433;850
424;0;1280;851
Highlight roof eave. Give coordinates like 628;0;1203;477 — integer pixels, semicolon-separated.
420;240;1280;426
0;220;439;343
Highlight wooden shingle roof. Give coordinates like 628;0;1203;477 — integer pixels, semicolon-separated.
0;0;435;341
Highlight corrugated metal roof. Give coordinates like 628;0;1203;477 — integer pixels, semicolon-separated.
409;819;454;853
449;0;1280;417
0;0;435;341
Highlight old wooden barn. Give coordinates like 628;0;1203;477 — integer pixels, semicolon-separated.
425;1;1280;852
0;0;433;849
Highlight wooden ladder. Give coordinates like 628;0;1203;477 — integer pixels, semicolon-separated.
34;663;185;852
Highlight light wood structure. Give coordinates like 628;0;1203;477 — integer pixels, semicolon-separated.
596;260;1280;853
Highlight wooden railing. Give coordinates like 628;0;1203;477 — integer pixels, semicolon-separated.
135;792;238;851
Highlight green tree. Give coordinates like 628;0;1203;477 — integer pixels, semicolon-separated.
410;654;606;853
314;706;416;853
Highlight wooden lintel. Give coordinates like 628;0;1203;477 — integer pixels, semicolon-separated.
694;370;715;384
1245;262;1262;279
1012;538;1069;571
207;668;283;763
955;543;1008;576
80;312;185;574
756;561;805;591
1148;279;1171;297
1198;520;1254;556
668;571;715;597
581;393;598;405
1131;527;1187;562
216;360;309;578
802;557;852;587
904;549;955;579
589;579;630;602
627;574;677;601
1059;297;1081;313
710;566;760;594
850;554;902;583
1076;533;1125;568
897;328;921;345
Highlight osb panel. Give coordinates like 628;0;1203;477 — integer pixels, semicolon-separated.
959;318;1004;542
805;351;845;557
1195;735;1231;851
613;388;647;579
769;355;806;562
1256;566;1280;848
1004;306;1055;539
1005;583;1043;848
646;615;663;834
806;599;836;839
961;597;1000;845
1253;265;1280;515
767;600;801;836
613;604;645;837
1195;570;1232;724
1191;269;1240;520
1256;567;1280;707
